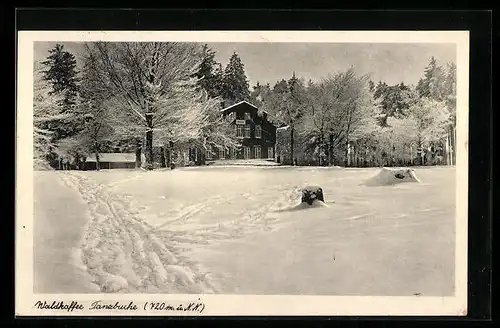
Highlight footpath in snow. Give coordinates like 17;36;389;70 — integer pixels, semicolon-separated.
57;172;217;294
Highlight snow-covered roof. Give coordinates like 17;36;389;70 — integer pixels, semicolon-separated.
220;100;268;115
86;153;136;163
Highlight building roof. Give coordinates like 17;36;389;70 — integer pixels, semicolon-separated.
277;125;291;131
220;100;268;114
86;153;136;163
219;100;289;128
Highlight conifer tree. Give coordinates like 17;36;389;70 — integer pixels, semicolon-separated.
40;43;80;140
222;52;250;105
416;57;446;101
195;44;224;100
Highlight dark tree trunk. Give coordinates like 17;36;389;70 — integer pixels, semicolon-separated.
75;154;80;170
144;46;158;171
159;146;166;168
345;136;350;167
135;140;142;168
290;125;295;166
95;151;100;171
165;149;171;168
200;151;206;166
94;142;101;171
169;142;175;169
328;134;334;166
145;114;154;170
417;135;424;166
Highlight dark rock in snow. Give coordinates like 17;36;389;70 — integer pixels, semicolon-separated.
301;186;325;205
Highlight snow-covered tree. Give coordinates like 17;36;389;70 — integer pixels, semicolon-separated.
406;97;451;164
373;116;419;165
340;69;380;148
33;64;68;169
263;73;308;165
300;76;345;165
87;42;209;169
442;62;457;123
40;44;80;140
297;69;380;166
195;44;225;100
54;48;116;170
416;56;446;101
221;52;251;105
178;91;241;157
374;81;417;122
250;82;272;108
56;98;115;171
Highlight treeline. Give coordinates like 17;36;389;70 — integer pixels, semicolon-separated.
33;43;253;170
34;43;457;170
190;49;457;167
251;58;457;167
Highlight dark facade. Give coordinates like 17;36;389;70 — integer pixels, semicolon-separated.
84;161;136;170
208;101;278;161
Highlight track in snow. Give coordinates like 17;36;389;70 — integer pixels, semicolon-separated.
60;172;217;294
59;172;304;294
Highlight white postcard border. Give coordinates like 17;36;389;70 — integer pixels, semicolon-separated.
16;30;469;317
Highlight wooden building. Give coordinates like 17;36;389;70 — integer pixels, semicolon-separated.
84;153;136;170
208;101;279;161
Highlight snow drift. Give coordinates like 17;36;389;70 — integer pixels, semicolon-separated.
364;167;421;186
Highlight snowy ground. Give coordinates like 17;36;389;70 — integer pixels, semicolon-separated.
33;166;455;296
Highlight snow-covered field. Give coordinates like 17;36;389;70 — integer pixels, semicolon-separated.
33;166;455;296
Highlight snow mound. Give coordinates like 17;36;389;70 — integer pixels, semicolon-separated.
291;199;329;211
207;159;280;167
364;167;421;186
271;186;329;212
33;159;54;171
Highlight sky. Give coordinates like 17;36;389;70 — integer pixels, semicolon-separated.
34;41;456;88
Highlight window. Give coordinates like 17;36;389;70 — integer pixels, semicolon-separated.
205;149;212;160
244;124;251;138
254;146;262;159
244;112;251;120
243;146;251;159
219;147;225;160
236;125;244;138
268;147;274;159
255;125;262;139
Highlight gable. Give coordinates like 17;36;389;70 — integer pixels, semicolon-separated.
220;100;260;114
